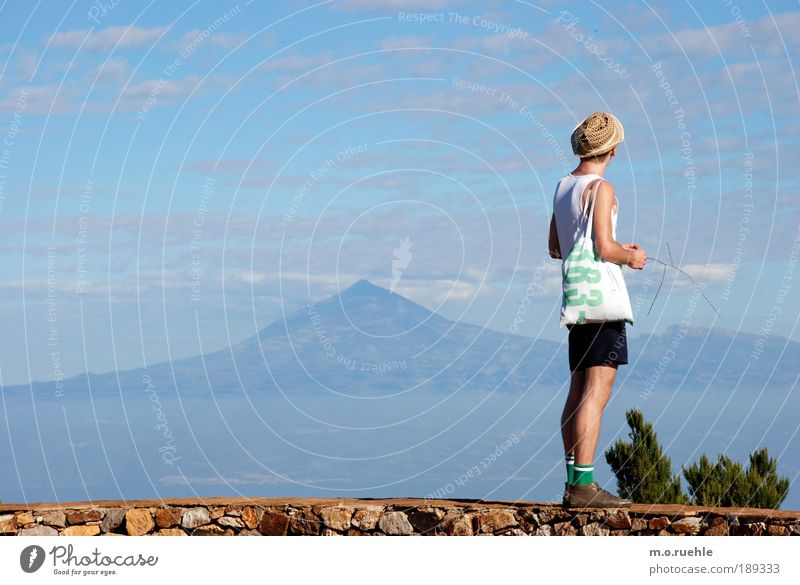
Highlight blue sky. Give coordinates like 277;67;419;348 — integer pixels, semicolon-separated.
0;0;798;385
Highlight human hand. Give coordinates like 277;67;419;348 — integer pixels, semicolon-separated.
626;246;647;270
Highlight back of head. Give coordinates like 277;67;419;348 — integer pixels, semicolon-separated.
571;112;624;159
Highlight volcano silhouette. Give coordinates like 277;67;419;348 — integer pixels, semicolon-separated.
7;280;798;398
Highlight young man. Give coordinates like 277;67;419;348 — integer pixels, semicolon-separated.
548;112;647;508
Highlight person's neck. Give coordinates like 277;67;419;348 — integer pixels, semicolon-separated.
572;162;607;176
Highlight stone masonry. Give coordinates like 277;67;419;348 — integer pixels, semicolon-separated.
1;498;799;536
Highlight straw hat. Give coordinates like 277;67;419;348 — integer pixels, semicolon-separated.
571;112;624;158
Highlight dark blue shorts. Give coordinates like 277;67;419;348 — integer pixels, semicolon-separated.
566;320;628;371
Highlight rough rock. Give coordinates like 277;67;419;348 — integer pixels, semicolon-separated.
378;511;414;535
631;517;649;531
18;525;59;536
648;517;670;530
767;524;789;536
237;529;261;536
66;509;103;524
241;507;259;529
517;509;540;532
670;516;702;535
538;509;568;524
155;528;187;536
0;514;18;534
259;511;289;535
578;522;610;536
62;525;101;536
533;524;553;536
218;516;244;529
734;521;766;536
708;515;726;526
101;509;125;533
351;506;383;531
703;522;729;536
289;510;318;535
475;510;518;534
441;514;473;536
603;510;632;530
193;525;233;536
316;506;354;531
553;521;577;536
125;509;154;536
15;512;34;526
571;514;589;528
42;510;66;527
406;507;445;534
209;507;225;520
155;508;182;528
181;507;211;530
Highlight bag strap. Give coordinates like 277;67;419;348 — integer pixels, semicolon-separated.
583;178;603;242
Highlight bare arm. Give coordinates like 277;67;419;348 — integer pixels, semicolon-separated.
548;213;561;259
592;181;645;267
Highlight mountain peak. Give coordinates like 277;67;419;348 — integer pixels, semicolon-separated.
341;278;388;298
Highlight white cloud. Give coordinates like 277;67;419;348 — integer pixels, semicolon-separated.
260;51;335;72
175;29;249;51
49;25;168;51
680;262;733;282
91;58;129;84
235;271;268;284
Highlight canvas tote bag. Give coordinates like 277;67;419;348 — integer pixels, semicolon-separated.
560;179;634;327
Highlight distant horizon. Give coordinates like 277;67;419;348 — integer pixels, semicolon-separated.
1;276;789;388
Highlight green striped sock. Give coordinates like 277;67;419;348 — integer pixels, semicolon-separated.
565;453;575;485
573;463;594;485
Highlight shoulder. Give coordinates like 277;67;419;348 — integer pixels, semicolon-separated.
593;179;615;203
594;180;618;214
595;179;615;195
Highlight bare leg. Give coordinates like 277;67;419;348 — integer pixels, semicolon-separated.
561;369;586;456
573;364;618;465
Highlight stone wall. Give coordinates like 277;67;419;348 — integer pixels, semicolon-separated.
1;497;799;536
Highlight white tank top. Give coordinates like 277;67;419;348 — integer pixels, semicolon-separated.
552;173;618;258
